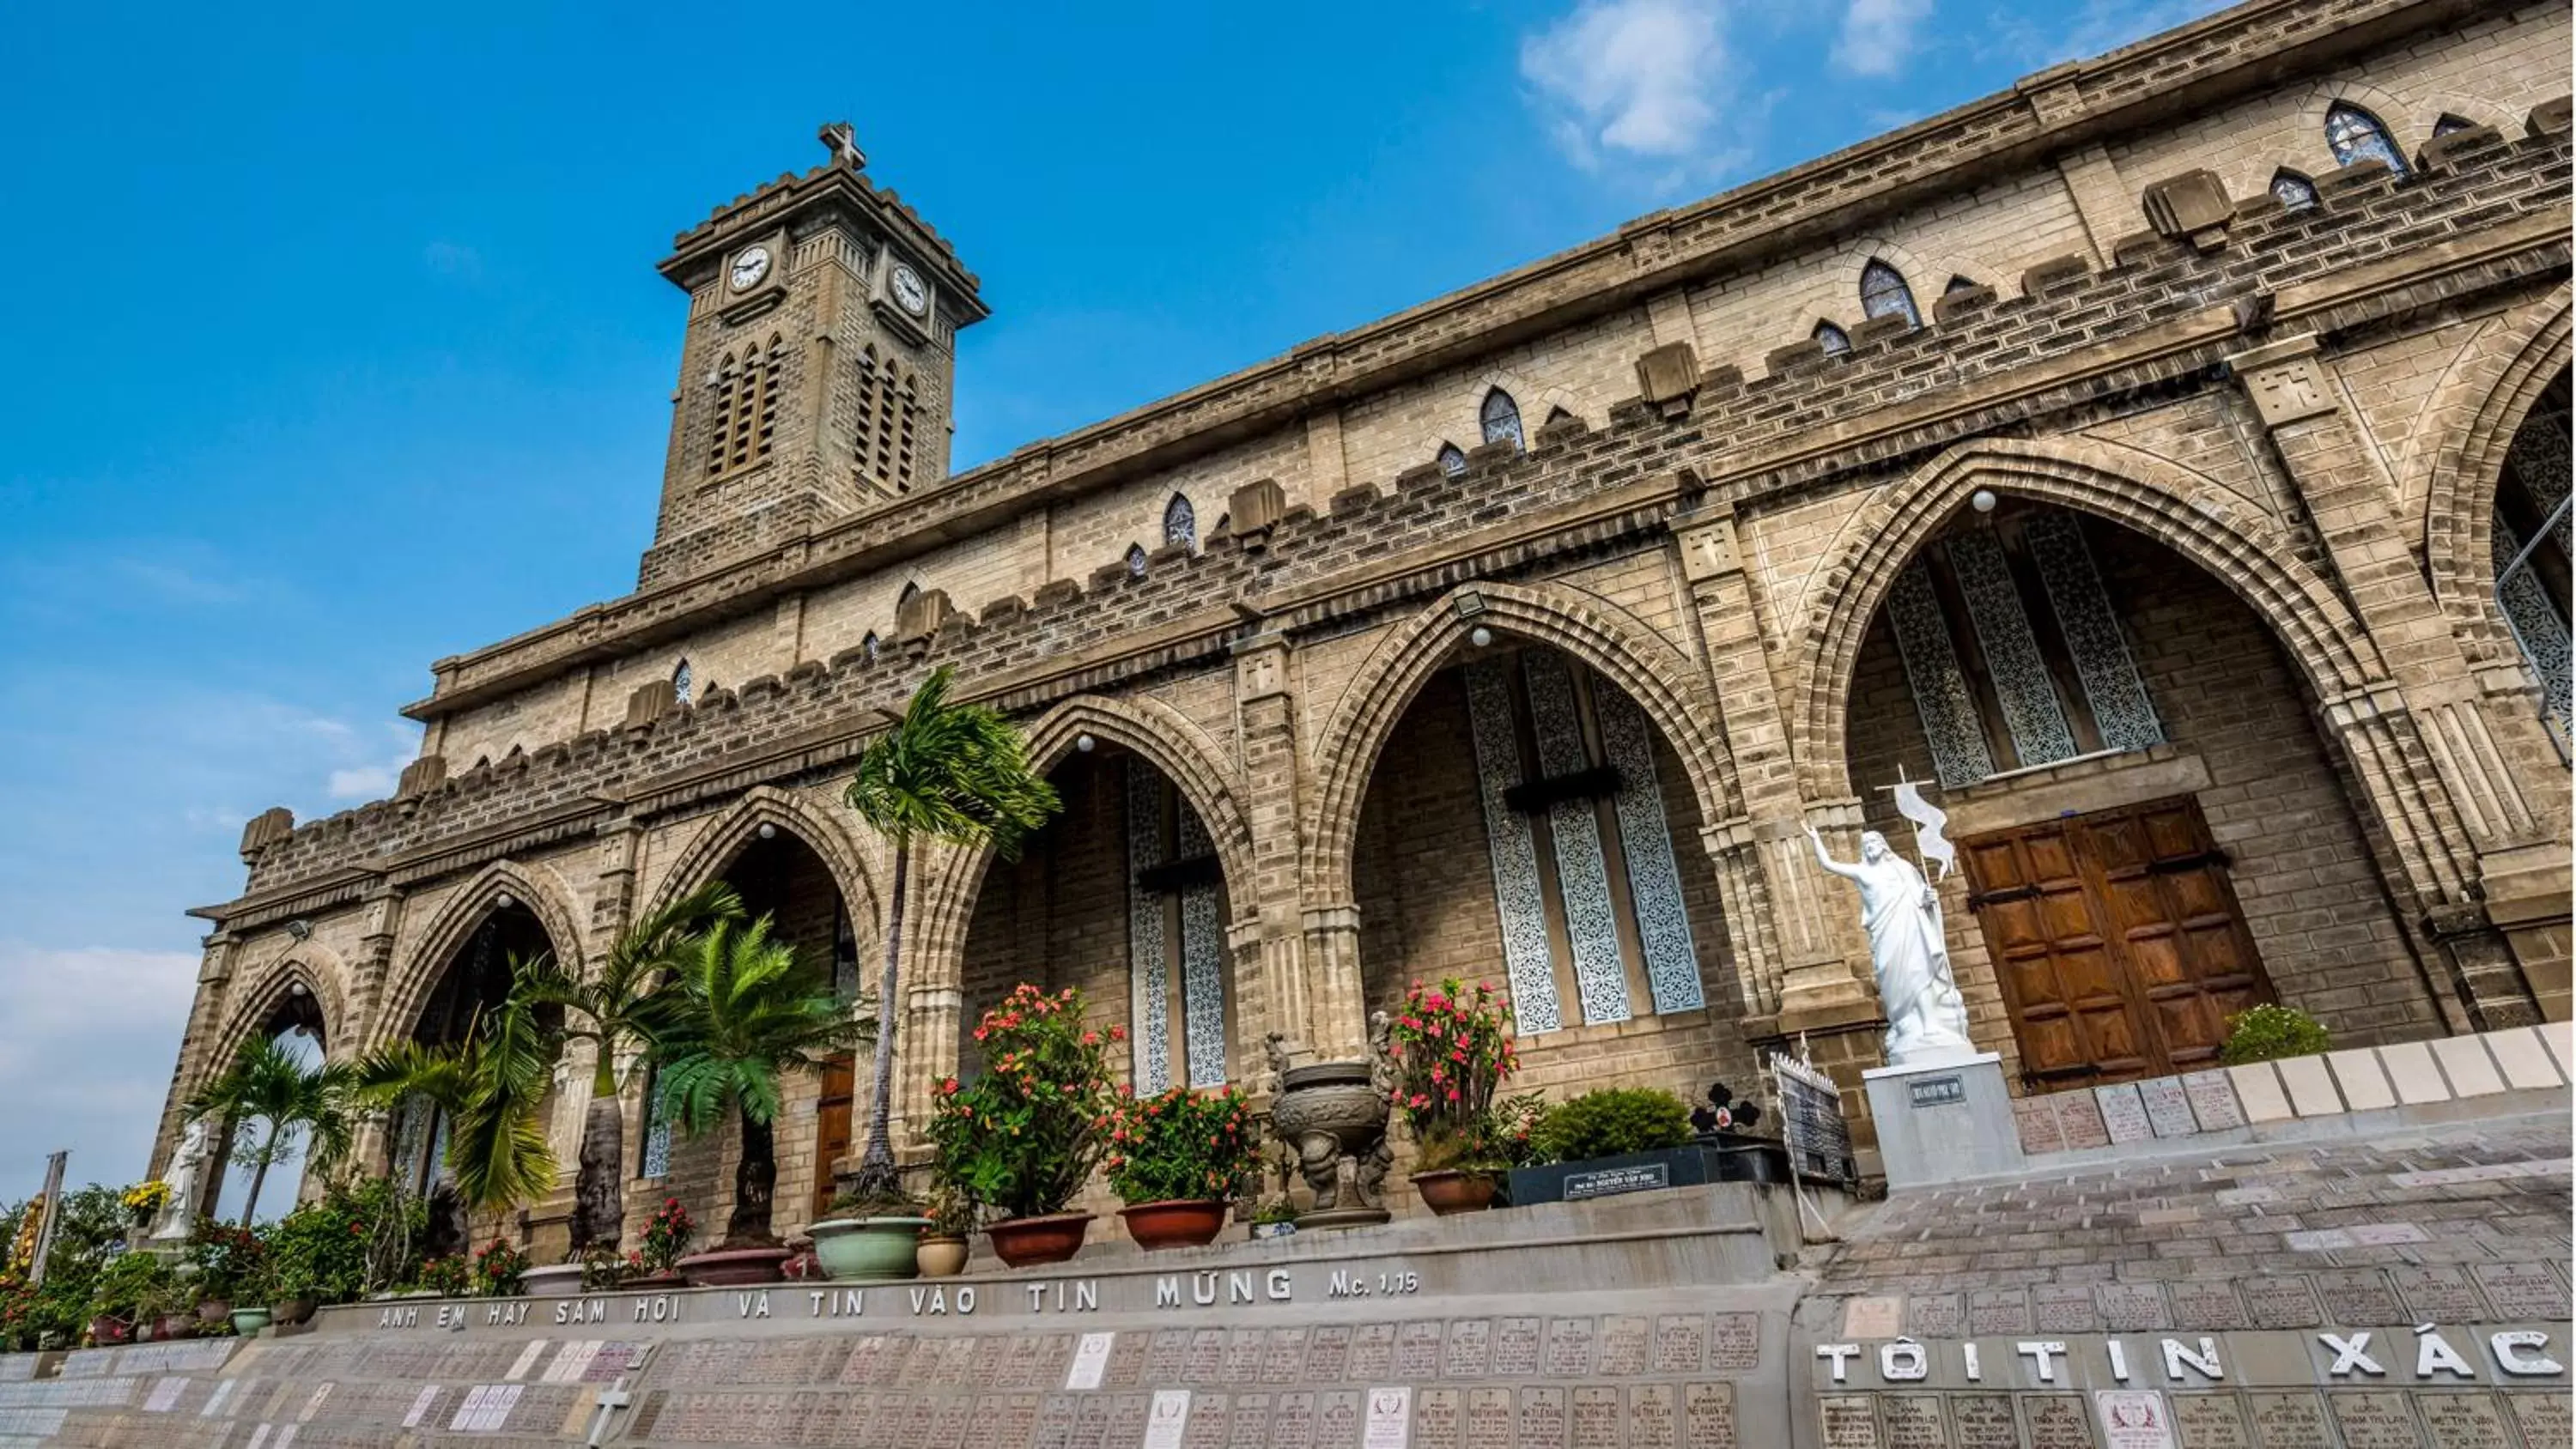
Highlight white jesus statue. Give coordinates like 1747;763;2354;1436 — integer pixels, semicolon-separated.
1806;824;1976;1066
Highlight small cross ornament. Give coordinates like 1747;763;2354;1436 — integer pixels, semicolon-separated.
818;121;867;172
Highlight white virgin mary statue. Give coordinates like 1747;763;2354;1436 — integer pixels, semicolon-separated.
1806;825;1976;1066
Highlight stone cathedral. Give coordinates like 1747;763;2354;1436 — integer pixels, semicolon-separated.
156;0;2569;1258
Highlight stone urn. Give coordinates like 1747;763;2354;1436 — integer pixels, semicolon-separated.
1266;1022;1397;1229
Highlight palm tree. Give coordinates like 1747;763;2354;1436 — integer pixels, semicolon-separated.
349;995;560;1258
842;666;1060;1202
181;1037;358;1226
513;882;744;1251
638;915;874;1246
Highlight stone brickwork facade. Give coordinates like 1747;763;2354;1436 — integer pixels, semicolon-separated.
158;0;2572;1246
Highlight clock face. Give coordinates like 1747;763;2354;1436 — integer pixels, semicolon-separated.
728;246;773;293
890;263;929;317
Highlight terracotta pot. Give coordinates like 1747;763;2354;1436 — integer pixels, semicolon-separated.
1118;1200;1229;1252
519;1264;590;1299
272;1296;318;1326
1410;1170;1498;1216
984;1212;1093;1268
677;1246;793;1287
915;1235;969;1278
195;1299;233;1325
627;1270;689;1289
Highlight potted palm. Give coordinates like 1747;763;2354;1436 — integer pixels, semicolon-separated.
915;1185;974;1277
841;667;1060;1205
180;1037;359;1226
926;985;1117;1266
1387;979;1520;1215
639;916;873;1286
1106;1085;1260;1251
350;997;559;1283
513;882;744;1271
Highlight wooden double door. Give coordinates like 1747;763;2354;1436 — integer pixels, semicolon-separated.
1958;796;2273;1091
811;1055;855;1219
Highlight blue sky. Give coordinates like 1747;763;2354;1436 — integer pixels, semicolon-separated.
0;0;2222;1203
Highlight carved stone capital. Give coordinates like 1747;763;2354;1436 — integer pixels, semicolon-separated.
2227;333;2338;428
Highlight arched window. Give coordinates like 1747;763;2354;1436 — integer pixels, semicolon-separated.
1437;443;1469;477
1479;389;1524;451
2324;101;2407;176
671;659;693;704
860;632;880;664
1126;543;1148;578
1814;320;1852;355
2431;112;2477;138
896;581;920;610
1860;259;1920;328
1163;494;1197;550
2269;169;2320;209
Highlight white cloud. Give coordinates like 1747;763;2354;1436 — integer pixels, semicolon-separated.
327;764;397;799
1520;0;1746;187
1832;0;1934;76
0;943;200;1203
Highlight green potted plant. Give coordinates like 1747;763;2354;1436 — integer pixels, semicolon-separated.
185;1219;263;1324
841;666;1061;1207
629;1197;695;1287
410;1254;471;1299
1386;979;1520;1215
636;915;875;1286
915;1185;974;1278
925;985;1118;1266
1104;1085;1260;1251
1247;1197;1299;1241
85;1251;174;1346
228;1254;278;1337
809;1183;931;1283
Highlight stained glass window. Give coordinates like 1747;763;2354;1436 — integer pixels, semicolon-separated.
1437;443;1469;477
1861;259;1920;328
1814;320;1851;355
671;660;692;704
2325;101;2408;176
860;632;880;664
1126;543;1148;578
1163;494;1196;549
2270;170;2319;209
1480;389;1524;451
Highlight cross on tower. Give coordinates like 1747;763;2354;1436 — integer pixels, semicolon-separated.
817;121;867;172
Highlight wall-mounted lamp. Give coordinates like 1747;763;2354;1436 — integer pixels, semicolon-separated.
1076;733;1097;754
1469;627;1493;648
1971;488;1998;514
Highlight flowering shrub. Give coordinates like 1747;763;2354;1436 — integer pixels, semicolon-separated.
636;1197;695;1274
1386;979;1521;1174
1103;1086;1261;1206
413;1254;471;1298
118;1181;169;1228
472;1237;529;1297
183;1219;267;1304
266;1177;409;1303
925;985;1120;1221
579;1244;634;1292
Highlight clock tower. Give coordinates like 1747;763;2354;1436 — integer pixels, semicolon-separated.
638;124;988;589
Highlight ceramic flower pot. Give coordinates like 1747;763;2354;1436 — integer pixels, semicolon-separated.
519;1264;589;1299
1117;1200;1230;1252
676;1246;793;1287
984;1212;1092;1268
808;1218;932;1282
228;1307;272;1337
915;1236;969;1278
1409;1170;1498;1216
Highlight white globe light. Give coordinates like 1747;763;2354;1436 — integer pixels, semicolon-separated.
1971;488;1998;513
495;892;515;910
1469;627;1493;648
757;822;777;840
1076;733;1097;753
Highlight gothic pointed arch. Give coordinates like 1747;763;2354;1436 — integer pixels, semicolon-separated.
1789;436;2388;803
642;784;884;928
908;693;1260;981
2415;285;2573;663
1303;580;1745;908
203;943;353;1088
370;858;587;1052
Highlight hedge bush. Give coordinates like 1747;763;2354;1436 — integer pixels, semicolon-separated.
2219;1004;2330;1065
1531;1088;1694;1163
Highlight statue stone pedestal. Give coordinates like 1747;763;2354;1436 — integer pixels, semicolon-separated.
1862;1052;2025;1190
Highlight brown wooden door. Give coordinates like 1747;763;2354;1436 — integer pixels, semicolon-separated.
812;1054;855;1219
1960;796;2271;1090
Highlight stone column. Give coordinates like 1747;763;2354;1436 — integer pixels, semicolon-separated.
1236;631;1364;1059
893;842;967;1163
1673;509;1882;1034
2233;333;2567;1024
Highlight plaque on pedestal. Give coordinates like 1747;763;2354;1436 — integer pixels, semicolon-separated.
1862;1054;2026;1189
